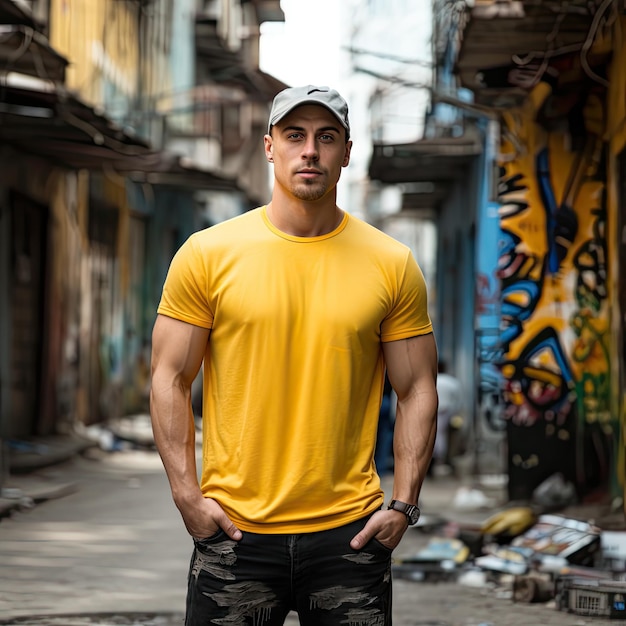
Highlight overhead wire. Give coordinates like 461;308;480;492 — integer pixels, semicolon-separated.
0;25;34;91
343;47;433;67
511;7;567;89
579;0;615;88
505;0;615;90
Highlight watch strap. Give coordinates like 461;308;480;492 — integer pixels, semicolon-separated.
387;499;420;525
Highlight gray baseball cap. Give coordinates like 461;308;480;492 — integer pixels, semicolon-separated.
268;85;350;138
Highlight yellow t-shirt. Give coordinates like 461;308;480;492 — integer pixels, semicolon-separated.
158;206;432;533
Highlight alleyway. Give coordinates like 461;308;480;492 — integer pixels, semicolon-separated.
0;443;623;625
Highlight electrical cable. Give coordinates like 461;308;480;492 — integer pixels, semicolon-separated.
57;105;152;158
352;66;431;91
510;7;567;89
579;0;615;88
343;47;433;67
3;26;33;65
510;41;585;65
0;26;35;117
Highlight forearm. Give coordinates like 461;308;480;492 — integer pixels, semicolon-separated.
391;386;437;503
350;381;436;552
150;374;202;508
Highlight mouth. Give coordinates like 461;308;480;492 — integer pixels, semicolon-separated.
296;169;323;179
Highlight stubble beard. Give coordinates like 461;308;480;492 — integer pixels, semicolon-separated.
290;172;331;202
292;183;328;202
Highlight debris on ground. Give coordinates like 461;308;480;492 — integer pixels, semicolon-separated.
395;493;626;620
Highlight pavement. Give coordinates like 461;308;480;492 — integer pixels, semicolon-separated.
0;415;155;519
2;417;626;625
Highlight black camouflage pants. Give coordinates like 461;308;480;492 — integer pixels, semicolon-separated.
185;514;392;625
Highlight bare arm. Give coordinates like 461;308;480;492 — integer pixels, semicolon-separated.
384;333;438;506
350;333;438;550
150;313;242;540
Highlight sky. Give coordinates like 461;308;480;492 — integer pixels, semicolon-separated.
259;0;343;90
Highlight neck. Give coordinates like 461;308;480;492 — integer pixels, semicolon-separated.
266;190;342;237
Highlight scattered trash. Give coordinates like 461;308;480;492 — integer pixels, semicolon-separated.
7;440;50;455
392;561;457;583
549;563;618;581
480;507;537;539
107;414;156;449
478;474;508;488
513;573;554;603
78;424;124;452
532;473;577;510
600;530;626;570
510;514;601;567
475;514;601;575
457;568;490;588
392;538;469;582
1;487;25;500
412;512;448;533
452;486;496;511
0;487;35;513
445;508;535;562
475;545;533;575
409;537;471;564
77;415;155;452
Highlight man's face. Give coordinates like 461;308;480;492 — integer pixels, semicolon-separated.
264;105;352;203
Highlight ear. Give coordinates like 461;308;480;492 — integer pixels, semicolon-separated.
264;134;274;162
342;140;353;167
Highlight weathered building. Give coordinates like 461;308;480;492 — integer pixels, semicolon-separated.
0;0;285;481
369;0;626;506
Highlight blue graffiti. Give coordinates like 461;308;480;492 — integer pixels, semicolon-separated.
498;230;543;349
536;148;579;275
503;327;575;426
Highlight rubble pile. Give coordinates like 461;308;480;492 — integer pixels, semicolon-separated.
396;475;626;620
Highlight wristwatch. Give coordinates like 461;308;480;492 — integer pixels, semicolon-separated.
387;499;420;525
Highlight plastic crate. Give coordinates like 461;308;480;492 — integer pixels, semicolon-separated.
557;577;626;619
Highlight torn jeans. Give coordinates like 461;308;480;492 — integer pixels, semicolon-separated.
185;512;392;625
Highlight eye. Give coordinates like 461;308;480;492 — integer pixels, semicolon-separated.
319;133;335;142
287;132;303;140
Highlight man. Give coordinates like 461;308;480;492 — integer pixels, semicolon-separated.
150;85;438;626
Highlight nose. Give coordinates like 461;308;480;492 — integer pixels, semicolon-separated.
301;136;319;161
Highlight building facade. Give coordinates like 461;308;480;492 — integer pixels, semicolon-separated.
370;0;626;505
0;0;285;480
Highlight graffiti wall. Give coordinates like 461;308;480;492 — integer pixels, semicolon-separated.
498;80;613;500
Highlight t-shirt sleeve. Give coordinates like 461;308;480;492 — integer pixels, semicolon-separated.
381;251;433;342
157;235;214;329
